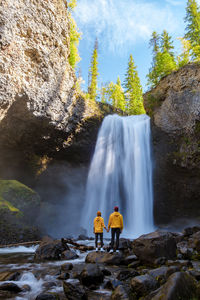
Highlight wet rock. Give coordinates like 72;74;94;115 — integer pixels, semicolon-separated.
151;272;198;300
34;236;69;260
79;264;104;287
177;241;193;259
42;282;57;289
63;281;87;300
117;269;139;281
22;284;31;292
190;231;200;251
35;293;59;300
0;282;22;293
147;266;179;284
0;271;20;281
61;250;79;260
121;254;138;265
188;270;200;281
132;231;177;265
85;251;124;265
130;274;158;297
118;238;132;250
77;234;89;241
154;257;167;266
183;226;200;237
61;263;73;272
111;285;130;300
103;279;122;290
167;259;192;268
57;272;70;280
128;261;140;268
100;267;111;276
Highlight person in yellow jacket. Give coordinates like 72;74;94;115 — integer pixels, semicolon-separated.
93;211;107;252
107;206;123;253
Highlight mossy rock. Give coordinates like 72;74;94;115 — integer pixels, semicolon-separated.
0;180;40;223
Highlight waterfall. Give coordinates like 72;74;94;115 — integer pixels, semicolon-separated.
82;114;154;238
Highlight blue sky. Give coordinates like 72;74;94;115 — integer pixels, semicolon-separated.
73;0;199;92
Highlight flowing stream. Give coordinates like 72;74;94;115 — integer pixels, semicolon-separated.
82;114;155;238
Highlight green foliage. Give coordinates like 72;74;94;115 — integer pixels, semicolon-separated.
177;38;191;67
185;0;200;61
68;0;81;69
124;54;145;115
147;31;177;88
100;77;126;111
88;39;99;101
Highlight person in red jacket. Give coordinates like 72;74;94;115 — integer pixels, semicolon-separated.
93;211;107;252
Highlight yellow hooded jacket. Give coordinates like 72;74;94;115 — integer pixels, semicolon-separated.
93;216;106;233
108;212;123;230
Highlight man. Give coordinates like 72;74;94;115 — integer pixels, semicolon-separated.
93;211;107;252
107;206;123;253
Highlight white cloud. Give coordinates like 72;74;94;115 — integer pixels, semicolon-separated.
74;0;183;53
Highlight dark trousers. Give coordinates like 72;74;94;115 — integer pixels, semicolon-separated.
111;228;121;250
95;233;103;248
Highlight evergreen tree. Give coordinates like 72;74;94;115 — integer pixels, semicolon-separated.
68;0;81;69
177;38;191;67
147;31;177;88
147;31;161;87
124;55;145;115
161;30;175;56
184;0;200;60
101;77;125;111
88;39;99;101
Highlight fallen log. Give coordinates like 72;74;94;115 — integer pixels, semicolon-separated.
0;241;41;248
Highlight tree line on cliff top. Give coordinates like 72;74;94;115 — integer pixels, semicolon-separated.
69;0;200;115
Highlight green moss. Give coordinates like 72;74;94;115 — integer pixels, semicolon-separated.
0;180;40;214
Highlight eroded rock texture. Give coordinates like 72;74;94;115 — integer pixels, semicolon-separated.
144;63;200;225
0;0;115;182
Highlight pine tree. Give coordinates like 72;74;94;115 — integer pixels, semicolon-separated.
184;0;200;60
88;39;99;101
177;38;191;67
147;31;177;88
161;30;175;56
124;55;145;115
147;32;161;87
68;0;81;69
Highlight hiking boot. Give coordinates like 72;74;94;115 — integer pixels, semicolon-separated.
100;247;104;252
116;250;119;253
109;249;113;253
96;248;99;252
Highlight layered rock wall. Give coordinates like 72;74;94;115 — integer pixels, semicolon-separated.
144;63;200;225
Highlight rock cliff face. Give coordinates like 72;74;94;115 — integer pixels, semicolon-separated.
0;0;117;182
144;63;200;225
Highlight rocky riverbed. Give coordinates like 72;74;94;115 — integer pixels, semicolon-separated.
1;227;200;300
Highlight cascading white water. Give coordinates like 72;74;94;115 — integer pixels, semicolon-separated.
82;114;154;238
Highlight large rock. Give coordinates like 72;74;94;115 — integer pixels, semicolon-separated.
79;264;104;287
85;251;124;265
132;231;177;264
131;274;158;297
63;281;87;300
111;285;130;300
144;63;200;225
151;272;197;300
34;236;69;260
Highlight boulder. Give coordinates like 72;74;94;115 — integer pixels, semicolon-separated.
35;294;59;300
63;281;87;300
147;266;179;284
79;264;104;287
103;279;122;290
120;255;138;266
85;251;124;265
132;231;177;264
0;271;20;281
0;283;22;293
61;250;79;260
177;241;193;259
151;272;198;300
130;274;158;297
61;263;73;272
111;285;130;300
183;226;200;237
34;236;69;260
117;270;139;281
